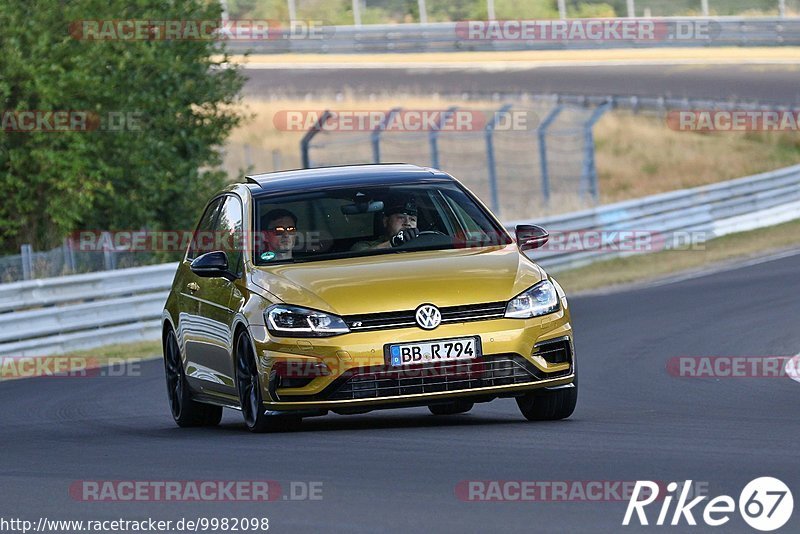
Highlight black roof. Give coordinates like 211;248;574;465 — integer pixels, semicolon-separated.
245;164;452;196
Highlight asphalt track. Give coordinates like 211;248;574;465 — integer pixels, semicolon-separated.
2;251;799;533
244;64;800;104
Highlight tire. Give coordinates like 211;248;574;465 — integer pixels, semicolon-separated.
235;330;302;433
428;400;474;416
163;328;222;427
516;377;577;421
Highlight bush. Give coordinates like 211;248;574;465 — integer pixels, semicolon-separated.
0;0;246;253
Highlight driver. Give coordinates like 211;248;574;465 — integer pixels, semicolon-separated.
352;196;419;251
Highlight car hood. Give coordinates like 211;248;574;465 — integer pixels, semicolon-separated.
249;245;545;316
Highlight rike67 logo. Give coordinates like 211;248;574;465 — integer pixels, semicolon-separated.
623;478;793;531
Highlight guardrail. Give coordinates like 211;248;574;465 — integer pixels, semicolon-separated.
512;164;800;271
0;263;177;358
226;17;800;54
2;163;799;358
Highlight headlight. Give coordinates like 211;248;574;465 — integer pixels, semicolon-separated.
504;280;559;319
266;304;350;337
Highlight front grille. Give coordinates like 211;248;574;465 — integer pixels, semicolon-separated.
327;354;569;401
344;301;507;332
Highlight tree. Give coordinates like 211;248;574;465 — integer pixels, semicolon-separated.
0;0;245;253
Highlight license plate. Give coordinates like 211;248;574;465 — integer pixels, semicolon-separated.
387;337;481;367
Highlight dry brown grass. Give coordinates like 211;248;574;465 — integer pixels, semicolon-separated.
595;111;800;202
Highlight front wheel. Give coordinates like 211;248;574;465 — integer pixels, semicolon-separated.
163;329;222;427
516;379;577;421
235;330;302;433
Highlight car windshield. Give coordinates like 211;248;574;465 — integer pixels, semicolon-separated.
253;182;512;265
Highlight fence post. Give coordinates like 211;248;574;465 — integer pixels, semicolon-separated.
537;105;564;206
371;107;402;163
581;101;613;203
779;0;786;18
101;232;114;271
429;106;458;169
272;148;282;171
701;0;709;17
484;104;512;216
62;238;73;274
300;110;332;169
243;143;253;170
21;244;33;281
67;237;77;272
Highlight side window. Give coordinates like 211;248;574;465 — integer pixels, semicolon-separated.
187;197;223;260
215;195;244;276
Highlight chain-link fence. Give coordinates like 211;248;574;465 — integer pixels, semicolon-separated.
0;239;164;284
303;101;611;221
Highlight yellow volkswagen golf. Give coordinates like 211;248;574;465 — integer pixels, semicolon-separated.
162;164;576;432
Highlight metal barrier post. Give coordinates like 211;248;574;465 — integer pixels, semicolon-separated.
537;105;564;205
484;104;512;215
371;107;402;163
581;101;613;203
429;106;458;169
20;244;33;281
300;110;332;169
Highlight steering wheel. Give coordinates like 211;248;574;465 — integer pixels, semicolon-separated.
418;230;447;237
394;230;451;249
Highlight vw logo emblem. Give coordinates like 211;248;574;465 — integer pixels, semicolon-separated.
415;304;441;330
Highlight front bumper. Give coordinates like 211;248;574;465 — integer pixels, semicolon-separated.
250;307;574;412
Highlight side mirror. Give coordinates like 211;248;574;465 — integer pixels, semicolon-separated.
190;251;235;280
515;225;549;251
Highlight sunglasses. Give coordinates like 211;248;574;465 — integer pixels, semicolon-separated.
268;226;297;235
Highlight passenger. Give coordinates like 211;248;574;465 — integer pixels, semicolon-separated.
260;208;298;261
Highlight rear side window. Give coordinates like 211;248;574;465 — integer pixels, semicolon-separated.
187;197;223;260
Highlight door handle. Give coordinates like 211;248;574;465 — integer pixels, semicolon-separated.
187;282;200;292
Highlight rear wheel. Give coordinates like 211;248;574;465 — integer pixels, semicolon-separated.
516;378;577;421
428;400;474;416
235;330;302;433
163;329;222;427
